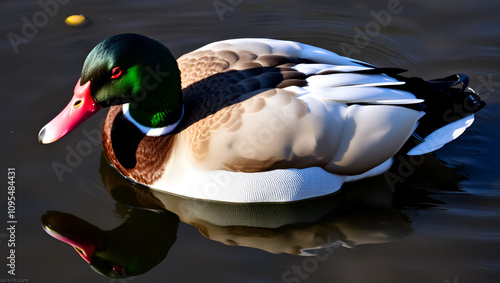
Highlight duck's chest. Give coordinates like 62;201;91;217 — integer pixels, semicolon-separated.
102;106;177;185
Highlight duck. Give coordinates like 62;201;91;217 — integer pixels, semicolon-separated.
38;33;484;203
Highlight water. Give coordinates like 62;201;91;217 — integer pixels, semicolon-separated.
1;0;500;282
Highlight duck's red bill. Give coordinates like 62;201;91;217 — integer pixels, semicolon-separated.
38;79;102;144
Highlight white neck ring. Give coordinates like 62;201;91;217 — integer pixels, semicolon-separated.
122;103;184;136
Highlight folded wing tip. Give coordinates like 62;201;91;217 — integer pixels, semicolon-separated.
407;114;475;156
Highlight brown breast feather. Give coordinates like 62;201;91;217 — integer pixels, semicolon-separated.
102;106;177;185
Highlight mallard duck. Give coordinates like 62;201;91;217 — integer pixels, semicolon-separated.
38;34;484;202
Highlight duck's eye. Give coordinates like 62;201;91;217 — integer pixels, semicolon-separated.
111;67;124;79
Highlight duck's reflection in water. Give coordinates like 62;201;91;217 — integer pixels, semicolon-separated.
42;208;178;278
41;152;464;278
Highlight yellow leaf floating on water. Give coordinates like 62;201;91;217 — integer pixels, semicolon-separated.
65;15;88;27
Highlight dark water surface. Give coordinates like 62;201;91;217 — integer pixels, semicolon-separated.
1;0;500;282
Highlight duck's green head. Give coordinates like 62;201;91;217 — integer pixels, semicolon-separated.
38;33;182;144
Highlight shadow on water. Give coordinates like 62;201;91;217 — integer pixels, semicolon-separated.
41;150;465;278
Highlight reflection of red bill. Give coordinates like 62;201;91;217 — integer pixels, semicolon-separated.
43;224;97;263
38;79;102;144
41;212;101;264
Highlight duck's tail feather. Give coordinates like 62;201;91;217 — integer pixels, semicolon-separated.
390;73;485;155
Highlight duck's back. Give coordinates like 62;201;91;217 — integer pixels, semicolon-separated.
175;38;423;175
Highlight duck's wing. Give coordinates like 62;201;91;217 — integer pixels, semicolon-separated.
176;39;423;175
